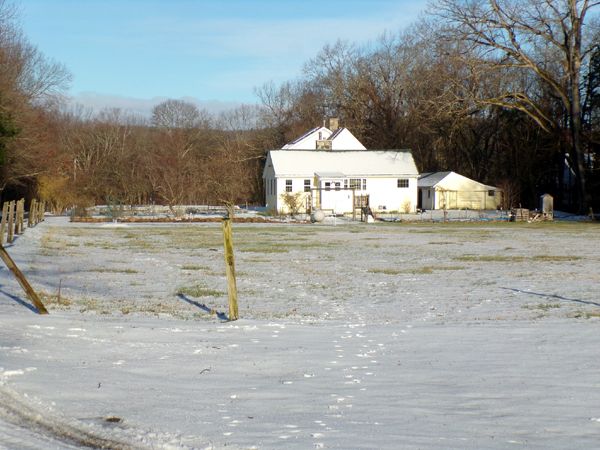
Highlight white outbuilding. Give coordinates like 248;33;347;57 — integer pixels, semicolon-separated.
263;124;419;215
417;171;502;210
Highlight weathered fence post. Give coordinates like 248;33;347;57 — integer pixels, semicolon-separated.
28;199;36;227
0;245;48;314
19;199;25;231
15;199;24;235
222;216;239;321
7;201;15;244
0;202;8;244
35;200;42;224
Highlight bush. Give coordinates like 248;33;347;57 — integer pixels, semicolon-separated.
280;192;306;216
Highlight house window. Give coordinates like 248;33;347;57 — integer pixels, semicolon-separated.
286;179;292;192
324;182;331;191
362;179;367;190
397;178;409;188
427;190;431;198
304;179;311;192
349;178;362;190
488;190;495;197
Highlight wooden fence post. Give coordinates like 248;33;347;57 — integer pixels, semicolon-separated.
222;217;239;321
35;200;42;224
28;199;36;227
0;245;48;314
7;201;15;244
14;200;20;235
39;200;46;223
15;199;24;235
19;199;25;231
0;202;8;245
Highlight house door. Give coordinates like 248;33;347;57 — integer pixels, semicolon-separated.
321;180;352;213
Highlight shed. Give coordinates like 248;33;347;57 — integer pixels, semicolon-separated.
417;171;502;210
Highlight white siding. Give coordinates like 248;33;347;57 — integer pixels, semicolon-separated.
330;129;366;150
366;177;418;213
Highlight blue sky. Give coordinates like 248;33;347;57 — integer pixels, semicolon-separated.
20;0;427;115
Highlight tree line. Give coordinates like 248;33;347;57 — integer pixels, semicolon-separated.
1;0;599;213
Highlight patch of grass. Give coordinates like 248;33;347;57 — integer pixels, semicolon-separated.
570;310;600;319
39;291;72;308
368;268;403;275
456;254;582;263
176;284;223;298
241;257;271;263
531;255;582;262
367;265;467;275
85;267;138;274
409;266;434;274
406;265;466;275
180;264;211;271
40;231;68;255
122;238;154;250
83;241;119;250
455;254;522;262
522;303;561;311
239;246;289;253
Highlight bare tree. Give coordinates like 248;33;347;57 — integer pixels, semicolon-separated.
433;0;600;211
151;99;210;130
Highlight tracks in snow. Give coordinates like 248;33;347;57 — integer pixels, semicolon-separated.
0;384;145;450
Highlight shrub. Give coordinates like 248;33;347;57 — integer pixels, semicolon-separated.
280;192;306;216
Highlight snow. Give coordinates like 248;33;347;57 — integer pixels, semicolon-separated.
1;217;600;449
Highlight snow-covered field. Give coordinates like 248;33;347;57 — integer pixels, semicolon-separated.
1;217;599;449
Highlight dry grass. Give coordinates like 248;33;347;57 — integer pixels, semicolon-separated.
522;303;561;311
456;254;582;263
85;267;138;274
180;264;211;271
176;284;223;298
367;268;403;275
368;265;466;275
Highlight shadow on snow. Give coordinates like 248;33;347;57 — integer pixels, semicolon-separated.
177;293;229;321
501;287;600;308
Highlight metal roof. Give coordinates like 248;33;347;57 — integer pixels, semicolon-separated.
417;171;498;190
315;171;346;178
282;127;331;148
417;171;453;188
266;149;419;178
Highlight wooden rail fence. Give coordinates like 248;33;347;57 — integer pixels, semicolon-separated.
0;198;48;314
0;199;45;245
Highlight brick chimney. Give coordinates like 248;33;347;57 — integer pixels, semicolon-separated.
328;117;339;131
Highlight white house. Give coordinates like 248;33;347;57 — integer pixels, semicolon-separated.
263;125;419;215
418;171;502;210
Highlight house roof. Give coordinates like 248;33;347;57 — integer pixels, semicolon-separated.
281;126;366;150
283;127;327;146
328;128;344;140
315;171;346;178
417;171;453;188
282;126;331;149
418;171;498;190
265;150;418;178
